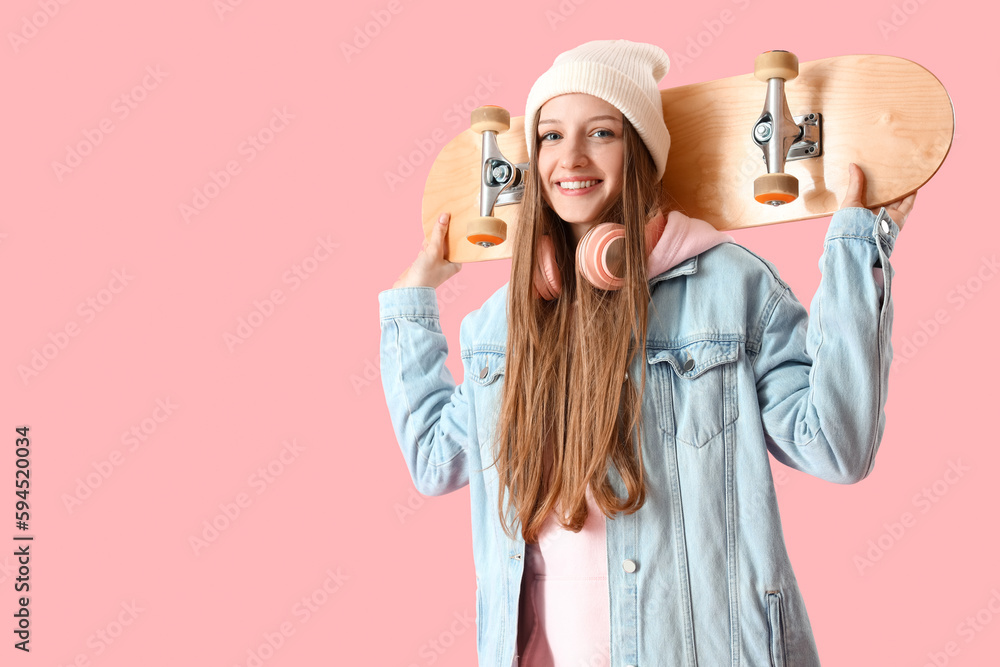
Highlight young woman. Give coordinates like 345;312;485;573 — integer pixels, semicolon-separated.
380;40;915;667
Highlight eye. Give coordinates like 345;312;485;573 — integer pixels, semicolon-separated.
540;131;561;142
592;129;615;138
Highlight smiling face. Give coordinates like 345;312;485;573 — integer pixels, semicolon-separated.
535;93;625;243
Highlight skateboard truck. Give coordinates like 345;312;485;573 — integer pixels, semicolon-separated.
466;105;527;247
751;50;823;206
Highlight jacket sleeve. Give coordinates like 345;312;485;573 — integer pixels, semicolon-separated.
378;286;471;496
751;206;899;484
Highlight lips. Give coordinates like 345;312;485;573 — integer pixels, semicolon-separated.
557;179;601;190
555;179;602;196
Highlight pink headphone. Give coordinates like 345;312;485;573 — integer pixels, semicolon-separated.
533;209;667;300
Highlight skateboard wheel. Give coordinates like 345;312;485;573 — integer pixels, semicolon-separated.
754;173;798;206
471;105;510;134
754;50;798;83
466;216;507;247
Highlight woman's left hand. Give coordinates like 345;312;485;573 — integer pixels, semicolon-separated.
392;212;463;289
839;162;917;231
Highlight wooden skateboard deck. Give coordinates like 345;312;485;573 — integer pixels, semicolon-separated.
422;53;953;264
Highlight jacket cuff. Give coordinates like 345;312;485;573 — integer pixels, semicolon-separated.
828;206;900;268
378;286;441;320
826;206;899;258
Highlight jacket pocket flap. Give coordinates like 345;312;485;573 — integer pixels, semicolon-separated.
648;340;740;379
467;349;506;386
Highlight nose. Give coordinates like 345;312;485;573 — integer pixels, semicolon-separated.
558;134;588;169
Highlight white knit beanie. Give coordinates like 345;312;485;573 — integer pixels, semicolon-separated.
524;39;671;180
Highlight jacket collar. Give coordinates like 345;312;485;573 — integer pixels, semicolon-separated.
649;255;698;288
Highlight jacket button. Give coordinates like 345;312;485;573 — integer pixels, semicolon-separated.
479;365;489;379
682;358;695;372
623;559;637;573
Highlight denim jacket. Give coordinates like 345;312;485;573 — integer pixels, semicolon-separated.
378;206;899;667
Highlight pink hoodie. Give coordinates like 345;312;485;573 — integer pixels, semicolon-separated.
515;211;735;667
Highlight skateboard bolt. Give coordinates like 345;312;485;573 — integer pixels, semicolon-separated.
491;163;511;183
754;122;772;142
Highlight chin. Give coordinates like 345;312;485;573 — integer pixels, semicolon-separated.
567;219;596;227
555;209;599;224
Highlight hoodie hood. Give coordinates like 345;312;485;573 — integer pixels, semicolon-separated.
645;209;735;279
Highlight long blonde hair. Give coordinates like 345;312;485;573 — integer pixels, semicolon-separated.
486;113;663;543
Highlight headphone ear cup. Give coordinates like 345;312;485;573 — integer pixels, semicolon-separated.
534;234;562;300
534;212;661;298
577;223;626;290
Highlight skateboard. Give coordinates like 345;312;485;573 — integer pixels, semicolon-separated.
420;51;954;264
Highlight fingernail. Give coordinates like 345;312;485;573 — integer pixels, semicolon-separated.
439;213;448;224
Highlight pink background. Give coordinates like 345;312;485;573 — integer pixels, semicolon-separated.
1;0;995;665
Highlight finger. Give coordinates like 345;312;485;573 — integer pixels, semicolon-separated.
433;212;451;260
841;163;867;209
893;191;917;221
423;214;445;251
884;192;916;228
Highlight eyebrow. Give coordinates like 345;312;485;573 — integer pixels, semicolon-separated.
537;114;623;127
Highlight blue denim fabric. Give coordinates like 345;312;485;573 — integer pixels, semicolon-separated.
378;206;899;667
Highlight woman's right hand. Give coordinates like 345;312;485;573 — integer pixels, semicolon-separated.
840;163;917;230
392;212;463;289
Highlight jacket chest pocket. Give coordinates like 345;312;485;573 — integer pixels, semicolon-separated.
467;349;506;454
649;339;740;448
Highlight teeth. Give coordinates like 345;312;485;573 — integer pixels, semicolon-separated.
559;180;598;190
